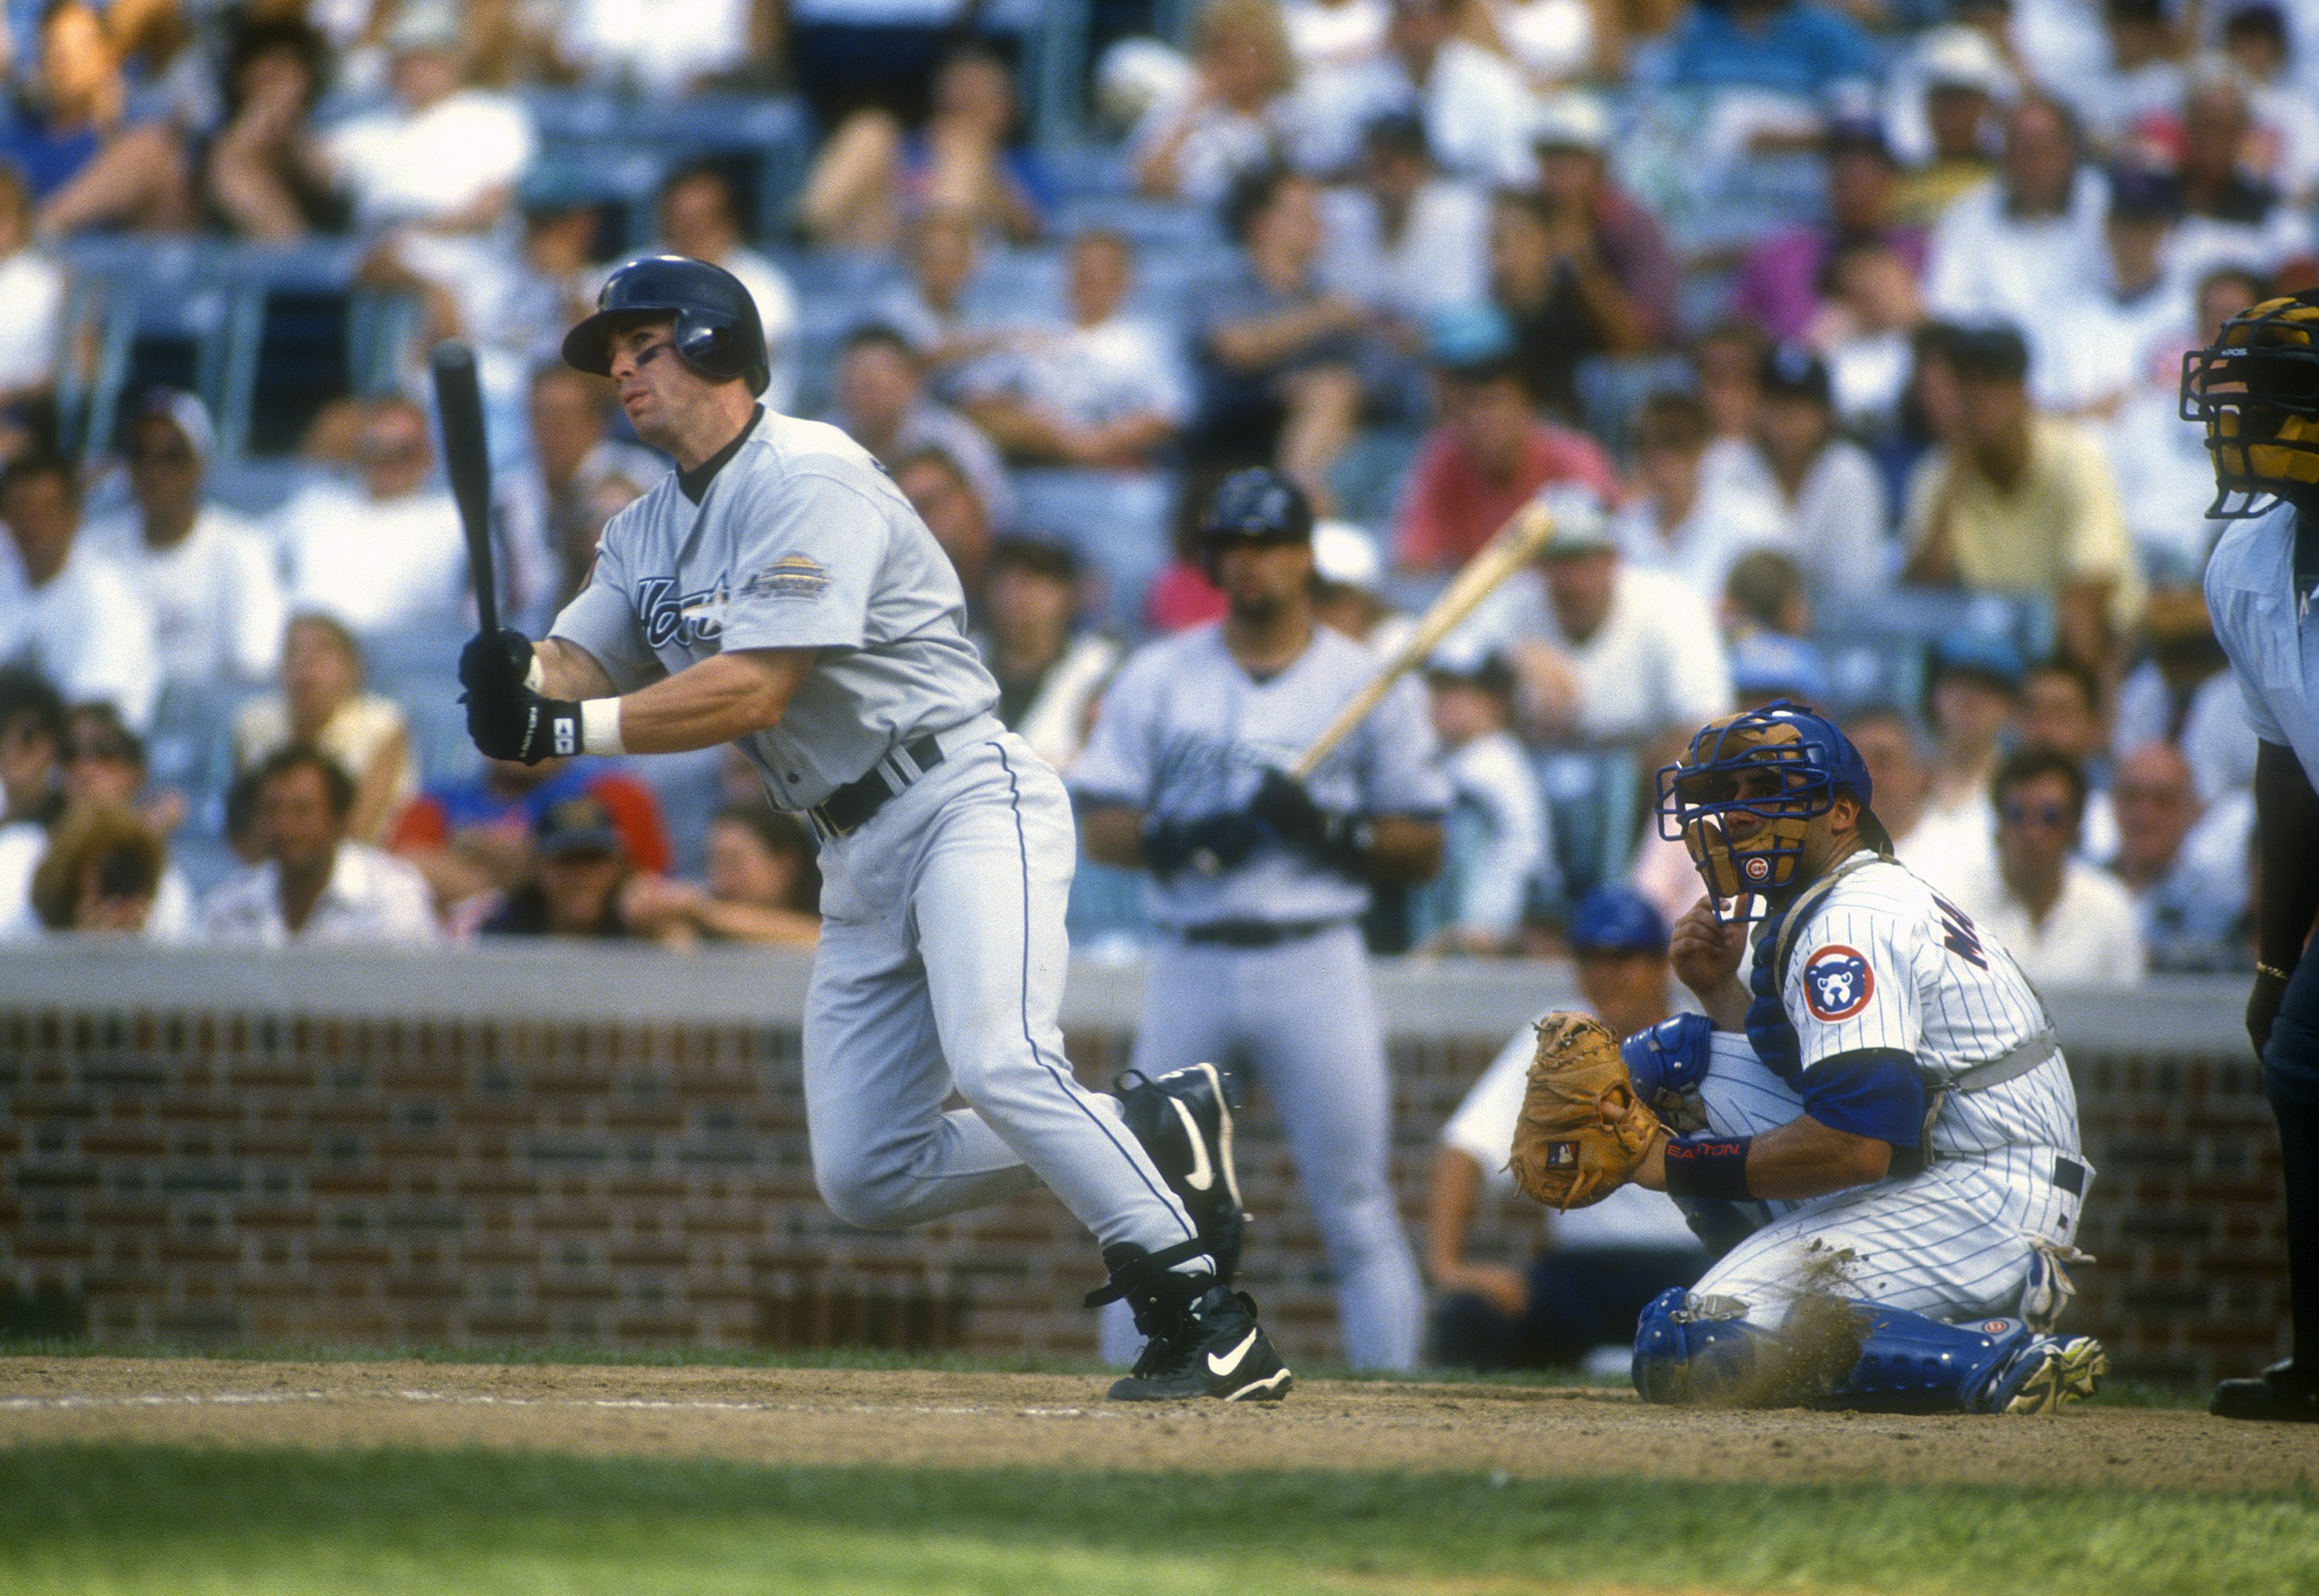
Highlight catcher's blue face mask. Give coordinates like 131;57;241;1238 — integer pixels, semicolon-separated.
1655;701;1879;924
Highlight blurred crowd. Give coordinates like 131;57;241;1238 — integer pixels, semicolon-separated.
0;0;2296;984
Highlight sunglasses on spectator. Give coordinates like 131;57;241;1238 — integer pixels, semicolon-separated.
2000;801;2069;828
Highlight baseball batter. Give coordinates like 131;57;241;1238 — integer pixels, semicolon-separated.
455;255;1289;1402
1528;701;2107;1412
1073;469;1449;1369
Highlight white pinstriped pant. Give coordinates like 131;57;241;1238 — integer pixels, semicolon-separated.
1688;1033;2088;1329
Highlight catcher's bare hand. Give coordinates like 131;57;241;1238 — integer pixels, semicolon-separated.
1670;895;1752;1027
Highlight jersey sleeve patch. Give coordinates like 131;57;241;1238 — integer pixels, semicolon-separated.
1801;944;1875;1022
743;554;832;602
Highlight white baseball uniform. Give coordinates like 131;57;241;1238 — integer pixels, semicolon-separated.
550;407;1207;1266
1071;622;1452;1368
1686;852;2091;1329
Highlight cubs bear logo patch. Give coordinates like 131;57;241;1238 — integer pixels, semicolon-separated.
1801;945;1875;1022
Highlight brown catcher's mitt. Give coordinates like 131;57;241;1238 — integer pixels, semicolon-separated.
1508;1012;1664;1209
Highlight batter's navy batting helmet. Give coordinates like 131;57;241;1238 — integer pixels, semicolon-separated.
1198;468;1312;578
563;254;770;396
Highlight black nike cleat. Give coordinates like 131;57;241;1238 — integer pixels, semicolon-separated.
1116;1063;1246;1283
2212;1361;2319;1423
1108;1284;1293;1403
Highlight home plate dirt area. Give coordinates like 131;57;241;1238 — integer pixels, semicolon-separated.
0;1357;2308;1492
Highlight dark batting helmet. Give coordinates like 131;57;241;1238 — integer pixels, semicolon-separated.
2180;286;2319;517
1198;468;1312;579
562;254;769;396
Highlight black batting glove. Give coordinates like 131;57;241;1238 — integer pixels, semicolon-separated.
2249;966;2292;1061
1250;769;1373;874
465;683;581;765
459;628;534;697
1180;810;1267;874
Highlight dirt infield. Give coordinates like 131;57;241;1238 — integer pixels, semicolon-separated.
0;1358;2310;1492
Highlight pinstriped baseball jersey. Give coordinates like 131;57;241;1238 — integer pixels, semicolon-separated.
1770;854;2084;1162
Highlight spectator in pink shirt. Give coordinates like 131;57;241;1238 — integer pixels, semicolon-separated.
1391;305;1621;573
1731;121;1928;344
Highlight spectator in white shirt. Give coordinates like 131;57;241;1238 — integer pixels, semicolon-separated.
2017;654;2120;860
1417;649;1551;955
652;164;801;413
1285;0;1391;70
543;0;761;95
2067;0;2186;150
234;613;417;846
1317;111;1490;334
1723;344;1890;612
2034;163;2188;416
2222;3;2319;204
0;164;63;406
1424;883;1702;1371
2109;740;2253;973
871;207;1000;387
1948;747;2147;987
16;704;196;939
1925;94;2109;340
960;229;1192;470
273;396;470;641
896;446;998;616
2112;582;2259;803
498;365;661;620
980;537;1118;771
2167;69;2317;299
1845;704;1935;869
0;457;158;731
1908;632;2021;895
9;803;171;941
1460;490;1734;747
200;745;437;947
1132;0;1301;204
0;668;65;918
1299;0;1539;185
832;325;1016;528
1610;389;1788;605
81;390;284;694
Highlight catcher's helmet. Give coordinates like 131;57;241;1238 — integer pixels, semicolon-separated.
1655;701;1888;920
1198;468;1313;579
2179;288;2319;517
563;254;769;396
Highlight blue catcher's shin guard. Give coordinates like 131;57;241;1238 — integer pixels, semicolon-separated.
1631;1288;1781;1404
1824;1305;2031;1413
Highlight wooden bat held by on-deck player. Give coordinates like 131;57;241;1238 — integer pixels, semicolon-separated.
1286;495;1559;782
430;341;498;636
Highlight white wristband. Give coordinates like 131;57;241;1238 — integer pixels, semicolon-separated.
580;697;626;757
524;654;544;691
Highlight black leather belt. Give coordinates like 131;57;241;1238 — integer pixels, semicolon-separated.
1177;918;1345;948
811;733;943;837
2054;1156;2087;1198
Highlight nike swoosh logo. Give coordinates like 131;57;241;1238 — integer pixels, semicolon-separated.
1168;1097;1214;1192
1208;1329;1260;1379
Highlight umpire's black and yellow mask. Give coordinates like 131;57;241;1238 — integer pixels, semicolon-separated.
2181;288;2319;517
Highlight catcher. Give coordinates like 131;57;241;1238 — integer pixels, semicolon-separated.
1511;701;2106;1412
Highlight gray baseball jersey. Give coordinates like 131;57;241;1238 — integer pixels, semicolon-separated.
1073;621;1448;1368
550;405;1205;1284
1070;622;1451;927
551;409;997;811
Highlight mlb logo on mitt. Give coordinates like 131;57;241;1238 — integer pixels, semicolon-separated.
1545;1142;1578;1168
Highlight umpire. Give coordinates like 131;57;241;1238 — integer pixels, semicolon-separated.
2186;288;2319;1421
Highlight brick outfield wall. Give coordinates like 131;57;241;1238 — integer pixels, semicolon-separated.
0;1005;2293;1386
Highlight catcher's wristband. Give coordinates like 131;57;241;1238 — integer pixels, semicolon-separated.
1662;1134;1752;1202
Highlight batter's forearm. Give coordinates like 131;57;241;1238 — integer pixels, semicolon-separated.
1365;816;1443;883
533;637;617;700
597;648;815;756
2254;740;2319;969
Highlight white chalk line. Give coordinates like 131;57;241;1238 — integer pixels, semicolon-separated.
0;1389;1115;1421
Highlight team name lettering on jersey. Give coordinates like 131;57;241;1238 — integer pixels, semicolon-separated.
1801;944;1875;1022
637;574;730;648
1931;892;1989;970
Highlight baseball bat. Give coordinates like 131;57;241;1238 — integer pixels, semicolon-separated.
430;341;498;637
1287;496;1558;781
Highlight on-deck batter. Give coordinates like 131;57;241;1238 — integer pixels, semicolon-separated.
1607;701;2109;1413
1073;469;1448;1369
454;254;1290;1402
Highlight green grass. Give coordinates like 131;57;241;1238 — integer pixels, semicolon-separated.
0;1445;2304;1596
